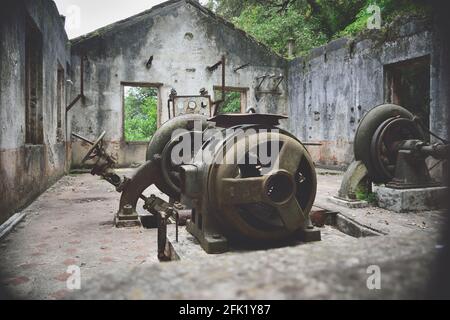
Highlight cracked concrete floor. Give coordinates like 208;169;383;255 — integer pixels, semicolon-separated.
0;169;446;299
0;169;166;300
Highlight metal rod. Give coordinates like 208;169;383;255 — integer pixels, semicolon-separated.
157;212;169;261
211;55;226;116
175;211;179;243
221;55;225;111
274;75;284;90
71;132;94;145
303;142;323;146
207;59;222;72
66;94;82;112
66;55;86;112
256;75;269;91
234;63;249;72
80;55;84;97
167;99;172;120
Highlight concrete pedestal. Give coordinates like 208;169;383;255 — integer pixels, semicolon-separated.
328;196;369;208
373;185;448;213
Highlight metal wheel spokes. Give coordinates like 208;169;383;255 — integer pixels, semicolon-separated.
222;172;305;230
371;117;424;180
219;132;309;231
81;131;106;164
276;197;305;231
222;176;265;205
274;139;304;173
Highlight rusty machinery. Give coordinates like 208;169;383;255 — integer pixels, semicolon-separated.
72;56;320;257
180;114;320;253
73;112;320;256
337;104;449;201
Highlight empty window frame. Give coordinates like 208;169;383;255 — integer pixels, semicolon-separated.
213;86;248;114
122;84;159;142
25;16;44;145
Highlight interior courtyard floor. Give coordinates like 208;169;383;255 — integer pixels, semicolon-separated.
0;169;446;300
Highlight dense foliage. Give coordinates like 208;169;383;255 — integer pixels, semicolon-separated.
206;0;431;57
124;87;158;142
215;91;242;114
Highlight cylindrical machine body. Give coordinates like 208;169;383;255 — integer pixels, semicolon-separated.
185;124;317;243
146;114;209;199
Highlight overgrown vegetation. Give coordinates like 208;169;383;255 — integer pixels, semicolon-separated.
355;184;377;204
215;90;242;114
124;87;158;142
206;0;431;57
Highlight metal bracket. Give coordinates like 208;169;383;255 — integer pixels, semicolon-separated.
255;74;284;101
143;195;180;261
234;63;250;73
66;55;86;112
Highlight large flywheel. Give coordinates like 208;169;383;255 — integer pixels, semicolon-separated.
354;104;425;183
208;128;317;243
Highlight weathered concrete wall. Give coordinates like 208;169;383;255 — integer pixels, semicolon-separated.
69;0;288;168
288;16;444;170
0;0;71;224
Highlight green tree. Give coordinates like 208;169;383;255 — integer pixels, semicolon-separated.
232;4;327;56
207;0;431;57
124;87;158;142
215;91;242;114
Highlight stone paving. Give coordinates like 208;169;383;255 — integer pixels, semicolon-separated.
0;170;164;299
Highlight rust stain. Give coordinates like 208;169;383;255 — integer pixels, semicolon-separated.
54;272;71;282
3;276;30;286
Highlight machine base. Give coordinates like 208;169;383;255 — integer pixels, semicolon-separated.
186;221;229;254
187;220;322;254
373;185;448;213
297;227;322;242
328;196;369;208
114;211;142;228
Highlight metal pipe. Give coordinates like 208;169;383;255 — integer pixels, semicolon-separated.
221;55;225;111
234;63;250;73
80;55;84;97
66;55;85;112
211;55;226;116
71;132;94;145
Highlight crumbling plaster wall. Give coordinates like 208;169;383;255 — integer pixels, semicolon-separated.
69;0;288;168
288;16;444;169
0;0;71;224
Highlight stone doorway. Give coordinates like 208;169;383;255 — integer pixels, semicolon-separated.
384;55;431;134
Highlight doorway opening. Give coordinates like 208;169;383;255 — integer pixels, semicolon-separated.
384;55;431;133
122;84;159;142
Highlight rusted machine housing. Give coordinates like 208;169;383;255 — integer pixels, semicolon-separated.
72;53;321;255
73;112;321;254
338;104;449;202
134;111;320;253
177;114;320;253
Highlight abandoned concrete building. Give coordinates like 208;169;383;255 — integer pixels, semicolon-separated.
0;0;449;300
